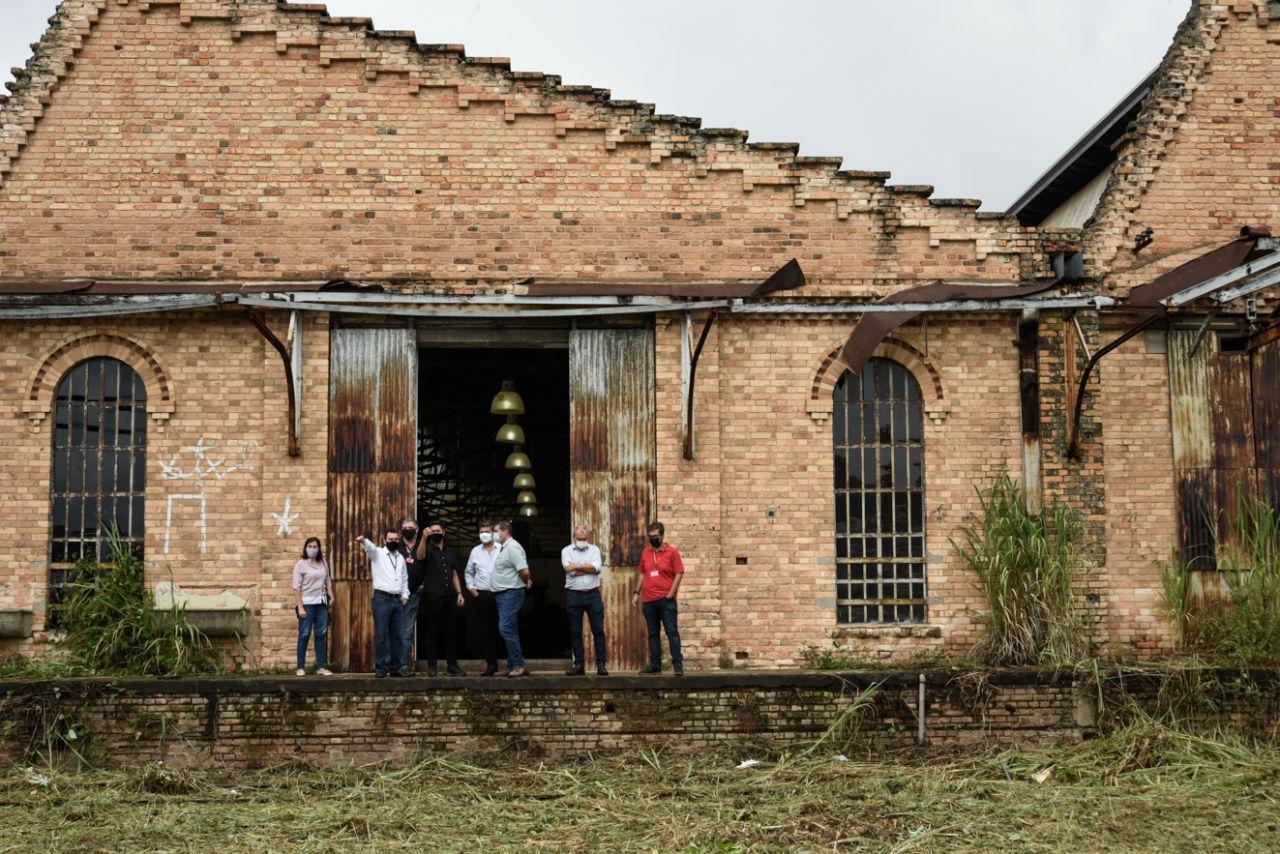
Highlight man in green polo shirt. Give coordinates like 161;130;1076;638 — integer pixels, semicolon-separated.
491;520;532;677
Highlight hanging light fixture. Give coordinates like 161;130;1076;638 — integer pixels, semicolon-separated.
519;504;539;517
495;415;526;444
504;444;531;470
512;472;536;489
489;379;525;415
516;490;537;505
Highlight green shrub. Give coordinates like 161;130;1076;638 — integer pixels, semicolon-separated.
955;475;1090;666
56;527;222;677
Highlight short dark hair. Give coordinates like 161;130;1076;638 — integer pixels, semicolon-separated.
479;519;496;529
496;520;513;534
647;521;665;537
301;537;324;562
386;526;401;538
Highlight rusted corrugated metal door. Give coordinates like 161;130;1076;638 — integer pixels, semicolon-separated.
327;326;418;672
570;327;655;669
1252;335;1280;504
1167;329;1257;595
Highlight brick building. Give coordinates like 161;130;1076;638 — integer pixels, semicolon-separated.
0;0;1275;670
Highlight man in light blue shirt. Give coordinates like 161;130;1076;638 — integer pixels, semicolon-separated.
490;520;532;678
561;525;607;676
463;519;504;677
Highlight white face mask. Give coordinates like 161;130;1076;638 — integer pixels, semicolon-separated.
575;540;588;549
306;547;319;559
479;532;493;544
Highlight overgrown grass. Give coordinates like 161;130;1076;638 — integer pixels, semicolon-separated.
1160;495;1280;664
799;643;956;672
2;718;1276;852
33;528;222;677
955;476;1090;666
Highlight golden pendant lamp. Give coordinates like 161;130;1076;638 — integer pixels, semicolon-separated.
512;472;536;489
516;490;537;505
504;444;532;470
489;379;525;416
519;504;539;517
495;415;525;445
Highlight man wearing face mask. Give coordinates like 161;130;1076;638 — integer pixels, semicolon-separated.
464;520;504;677
561;525;607;676
632;521;685;676
357;527;410;678
416;522;466;677
399;517;424;673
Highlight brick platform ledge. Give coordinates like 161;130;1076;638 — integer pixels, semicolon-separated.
1;668;1275;769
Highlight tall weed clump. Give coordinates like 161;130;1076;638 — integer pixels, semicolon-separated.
1161;494;1280;663
57;527;221;676
956;475;1090;665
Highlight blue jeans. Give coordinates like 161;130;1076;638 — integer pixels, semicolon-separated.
296;603;329;670
371;591;405;674
495;587;526;669
400;592;420;668
566;588;606;667
643;598;682;669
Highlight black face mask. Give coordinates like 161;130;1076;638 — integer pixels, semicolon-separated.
387;540;403;553
648;537;662;548
428;533;444;545
402;528;417;542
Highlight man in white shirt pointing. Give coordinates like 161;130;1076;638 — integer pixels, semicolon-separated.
358;529;410;678
561;525;607;676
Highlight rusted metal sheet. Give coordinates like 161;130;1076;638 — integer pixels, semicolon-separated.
570;327;655;669
1210;349;1255;472
1168;329;1214;469
327;326;418;672
1253;335;1280;480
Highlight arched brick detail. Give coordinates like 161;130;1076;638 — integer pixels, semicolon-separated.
22;333;174;426
807;336;948;424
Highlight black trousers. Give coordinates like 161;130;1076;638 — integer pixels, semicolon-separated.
418;593;458;665
566;588;607;667
472;590;504;667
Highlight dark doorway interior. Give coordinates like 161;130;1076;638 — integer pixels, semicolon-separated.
416;347;571;661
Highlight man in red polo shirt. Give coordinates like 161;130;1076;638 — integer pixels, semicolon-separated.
631;521;684;676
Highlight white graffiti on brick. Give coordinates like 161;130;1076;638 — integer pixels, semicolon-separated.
159;438;255;554
272;497;299;537
159;437;254;482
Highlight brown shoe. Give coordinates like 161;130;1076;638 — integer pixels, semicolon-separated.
507;666;528;678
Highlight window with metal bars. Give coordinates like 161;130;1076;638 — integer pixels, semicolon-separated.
49;358;148;611
833;358;926;624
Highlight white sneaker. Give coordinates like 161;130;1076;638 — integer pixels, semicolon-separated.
316;668;333;676
295;669;306;676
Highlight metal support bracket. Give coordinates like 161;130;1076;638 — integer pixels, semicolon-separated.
245;311;301;457
682;309;718;461
1066;312;1162;459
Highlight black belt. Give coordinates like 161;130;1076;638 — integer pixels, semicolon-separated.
373;589;401;598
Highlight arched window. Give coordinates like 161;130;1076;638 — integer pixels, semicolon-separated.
49;358;148;590
833;358;926;624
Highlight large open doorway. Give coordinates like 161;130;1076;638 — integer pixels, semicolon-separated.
416;346;571;663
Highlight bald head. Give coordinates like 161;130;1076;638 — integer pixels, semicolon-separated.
573;526;589;540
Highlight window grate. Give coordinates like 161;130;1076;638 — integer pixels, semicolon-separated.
49;358;148;614
833;358;926;624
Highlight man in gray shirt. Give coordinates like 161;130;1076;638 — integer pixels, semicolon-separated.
491;520;532;678
561;525;607;676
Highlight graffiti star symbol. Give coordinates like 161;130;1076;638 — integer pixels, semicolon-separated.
272;498;299;537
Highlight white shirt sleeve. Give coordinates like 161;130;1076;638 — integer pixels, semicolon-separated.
397;555;409;599
589;545;603;572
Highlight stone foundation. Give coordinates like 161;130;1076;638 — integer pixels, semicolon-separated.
2;668;1275;769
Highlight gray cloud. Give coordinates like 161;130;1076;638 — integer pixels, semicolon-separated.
1;0;1189;210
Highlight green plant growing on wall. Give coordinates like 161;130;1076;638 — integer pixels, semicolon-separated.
1160;494;1280;663
57;526;222;677
955;475;1090;666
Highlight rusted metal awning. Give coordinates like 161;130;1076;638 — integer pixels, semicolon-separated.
836;280;1062;375
1128;227;1276;307
522;258;805;298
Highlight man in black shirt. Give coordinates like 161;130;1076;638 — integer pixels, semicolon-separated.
416;521;466;676
399;516;424;675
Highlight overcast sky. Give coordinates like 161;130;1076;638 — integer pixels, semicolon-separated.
1;0;1189;210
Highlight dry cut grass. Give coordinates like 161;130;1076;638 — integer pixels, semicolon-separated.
2;717;1278;853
